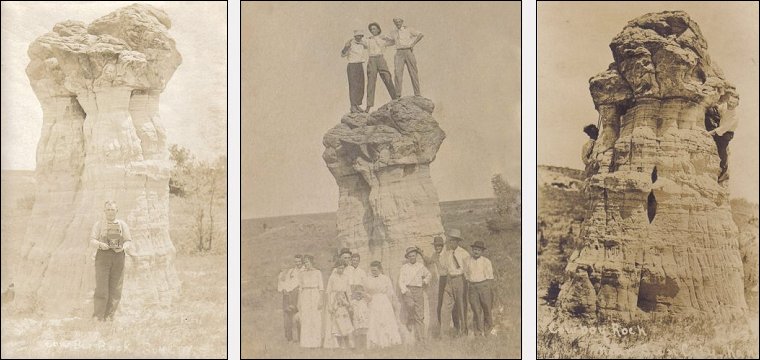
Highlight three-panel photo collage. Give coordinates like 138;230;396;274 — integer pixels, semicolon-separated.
1;1;758;359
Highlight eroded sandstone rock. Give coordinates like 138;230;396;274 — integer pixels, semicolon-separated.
558;11;746;320
323;96;446;279
15;4;181;316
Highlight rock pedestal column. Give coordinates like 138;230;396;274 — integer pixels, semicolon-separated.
558;11;746;321
17;4;182;316
323;96;446;280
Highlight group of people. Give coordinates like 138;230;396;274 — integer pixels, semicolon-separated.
341;17;424;113
277;228;497;350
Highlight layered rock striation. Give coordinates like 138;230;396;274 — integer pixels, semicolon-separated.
16;4;181;316
323;96;446;279
558;11;746;320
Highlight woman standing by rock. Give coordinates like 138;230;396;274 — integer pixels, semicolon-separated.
297;255;324;348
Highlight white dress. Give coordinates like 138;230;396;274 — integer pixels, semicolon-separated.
297;269;323;348
365;274;402;348
323;271;354;349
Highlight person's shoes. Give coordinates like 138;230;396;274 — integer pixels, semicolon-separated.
364;106;372;113
718;171;729;183
350;105;358;113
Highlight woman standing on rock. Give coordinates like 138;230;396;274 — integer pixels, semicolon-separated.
365;22;398;113
297;255;324;348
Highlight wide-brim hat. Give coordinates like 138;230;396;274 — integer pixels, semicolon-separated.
405;246;421;257
339;247;352;256
470;241;486;250
432;236;444;246
446;228;463;241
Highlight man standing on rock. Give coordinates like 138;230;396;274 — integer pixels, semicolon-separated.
390;17;424;98
365;22;398;113
464;241;495;337
89;200;134;321
441;229;470;336
341;30;369;113
278;254;304;343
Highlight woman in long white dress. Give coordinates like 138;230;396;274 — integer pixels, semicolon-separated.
324;261;354;349
364;260;403;348
297;255;324;348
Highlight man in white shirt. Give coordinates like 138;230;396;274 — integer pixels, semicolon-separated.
390;17;424;97
89;200;135;321
365;22;398;113
465;241;495;336
277;255;303;343
398;246;432;342
341;30;369;113
706;97;739;183
441;229;470;336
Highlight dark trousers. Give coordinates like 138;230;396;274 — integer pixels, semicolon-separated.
468;280;494;335
282;289;300;342
403;286;426;341
347;62;365;106
445;275;468;335
93;249;125;320
436;275;447;323
394;49;421;97
366;56;397;107
713;131;733;178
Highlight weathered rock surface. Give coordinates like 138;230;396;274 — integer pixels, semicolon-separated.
323;96;446;279
558;11;746;320
15;4;181;316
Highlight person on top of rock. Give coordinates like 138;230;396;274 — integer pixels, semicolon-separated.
706;98;739;183
365;22;399;113
88;200;135;321
390;17;424;98
341;30;369;113
582;124;599;177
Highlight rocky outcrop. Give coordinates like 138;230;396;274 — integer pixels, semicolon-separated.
558;11;746;320
323;96;446;279
15;4;181;316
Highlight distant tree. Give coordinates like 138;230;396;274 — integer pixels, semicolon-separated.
487;174;521;233
169;144;226;252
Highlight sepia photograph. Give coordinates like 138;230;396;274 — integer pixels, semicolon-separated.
241;1;521;358
1;1;227;358
537;1;759;358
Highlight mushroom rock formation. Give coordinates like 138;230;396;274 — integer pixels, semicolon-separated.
16;4;181;316
323;96;446;279
558;11;746;320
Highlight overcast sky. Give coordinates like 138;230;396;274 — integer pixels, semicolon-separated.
1;1;227;170
242;2;521;219
538;1;759;202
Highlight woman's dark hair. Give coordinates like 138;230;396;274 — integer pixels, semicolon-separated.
370;260;383;272
368;22;381;34
303;254;314;263
583;124;599;140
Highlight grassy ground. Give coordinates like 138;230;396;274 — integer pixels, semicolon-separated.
1;254;227;358
241;198;521;358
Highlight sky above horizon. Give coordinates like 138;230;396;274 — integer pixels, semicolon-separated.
1;1;227;170
242;2;521;219
538;1;759;203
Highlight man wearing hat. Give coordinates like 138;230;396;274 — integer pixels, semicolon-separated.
423;236;448;337
398;246;432;342
465;240;495;336
277;254;304;342
341;30;369;113
390;17;424;97
441;228;471;336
